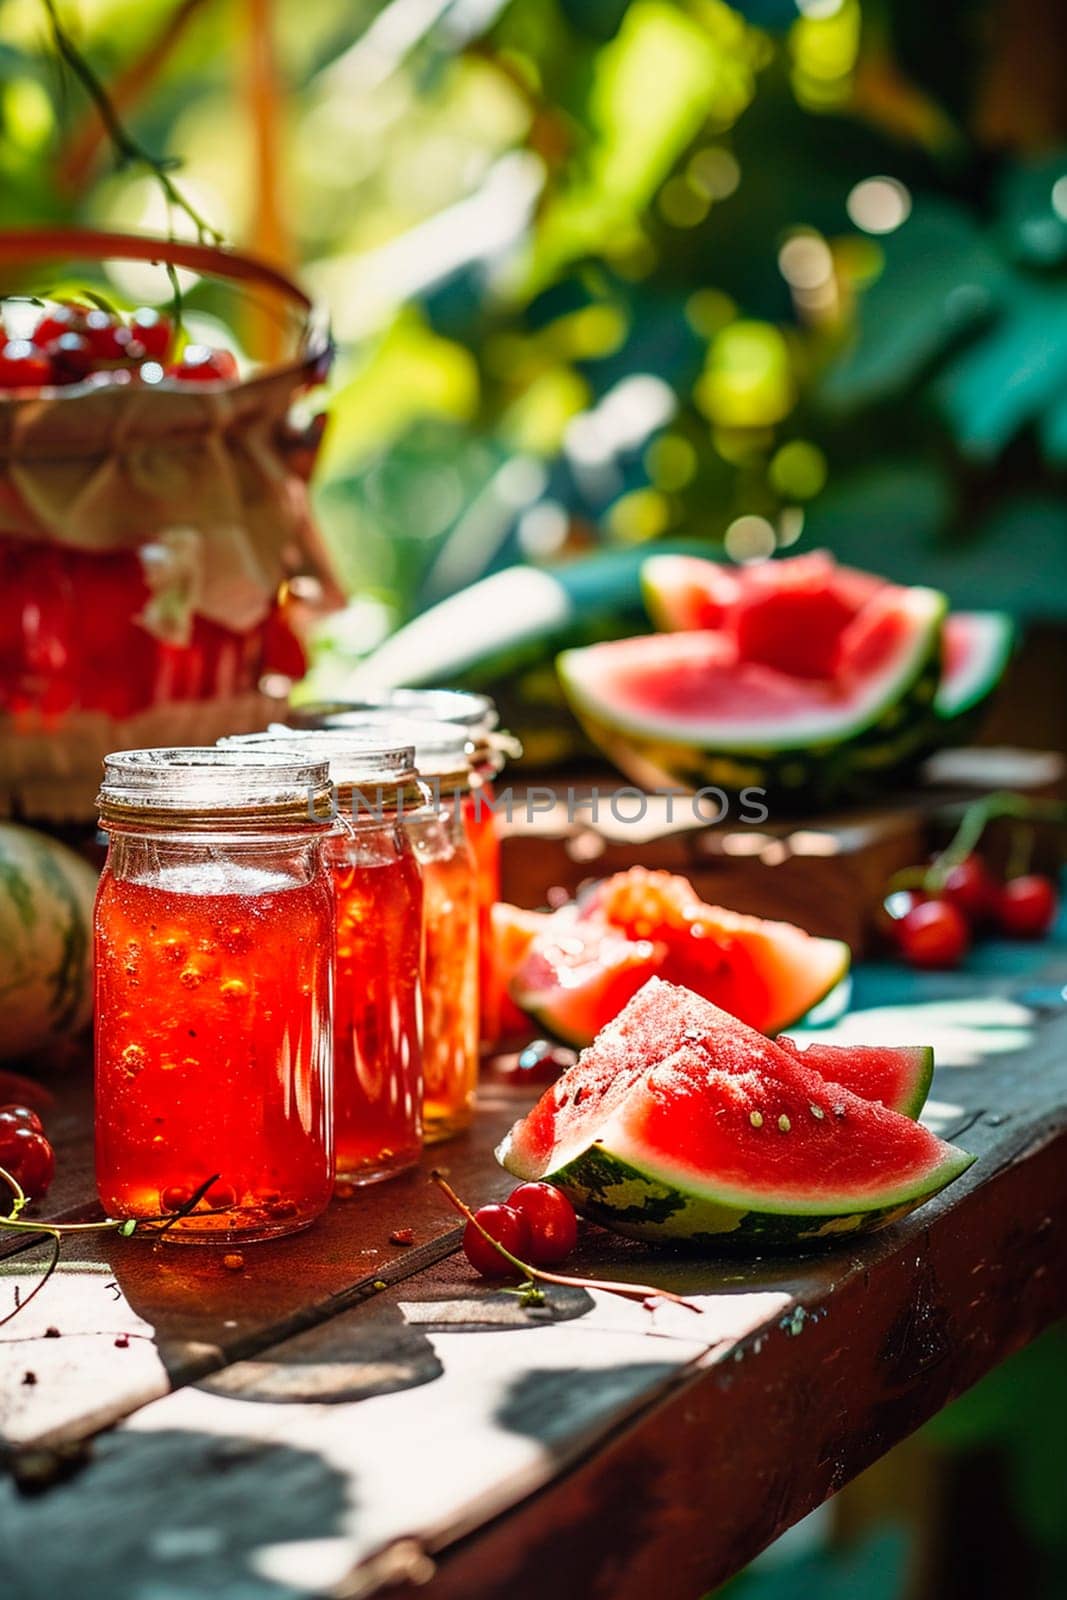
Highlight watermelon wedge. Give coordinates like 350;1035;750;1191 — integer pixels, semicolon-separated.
488;903;552;1044
777;1037;933;1119
559;558;947;807
497;978;972;1252
507;868;849;1046
936;612;1014;724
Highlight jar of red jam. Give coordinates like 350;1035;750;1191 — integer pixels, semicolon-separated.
94;747;336;1241
291;692;519;1047
221;731;428;1184
295;715;481;1142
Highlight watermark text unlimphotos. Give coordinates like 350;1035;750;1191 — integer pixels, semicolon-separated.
309;781;769;827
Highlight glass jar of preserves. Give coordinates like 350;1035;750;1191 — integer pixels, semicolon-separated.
221;730;427;1184
291;691;520;1047
293;714;481;1142
94;747;336;1241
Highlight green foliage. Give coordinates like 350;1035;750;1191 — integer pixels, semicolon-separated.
0;0;1064;662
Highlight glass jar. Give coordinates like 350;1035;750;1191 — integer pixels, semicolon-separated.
293;714;481;1142
221;731;427;1184
94;747;336;1242
292;692;520;1047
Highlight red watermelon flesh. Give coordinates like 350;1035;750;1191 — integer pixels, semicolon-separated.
777;1037;933;1119
602;1044;965;1210
509;868;849;1045
499;978;968;1215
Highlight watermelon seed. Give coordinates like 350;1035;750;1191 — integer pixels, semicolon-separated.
777;1114;791;1133
810;1104;825;1120
749;1111;763;1128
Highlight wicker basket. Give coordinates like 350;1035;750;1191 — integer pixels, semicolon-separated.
0;228;341;821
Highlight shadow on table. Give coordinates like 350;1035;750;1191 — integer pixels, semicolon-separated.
0;1424;355;1600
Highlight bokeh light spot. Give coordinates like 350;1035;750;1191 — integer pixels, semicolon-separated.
770;439;827;499
725;514;776;563
846;176;912;235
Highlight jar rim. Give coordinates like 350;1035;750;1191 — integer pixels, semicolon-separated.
219;731;419;790
276;715;475;782
97;746;334;825
289;689;498;734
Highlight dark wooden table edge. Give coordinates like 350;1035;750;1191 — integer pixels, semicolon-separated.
358;1122;1067;1600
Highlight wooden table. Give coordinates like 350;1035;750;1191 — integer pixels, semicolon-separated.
1;939;1065;1600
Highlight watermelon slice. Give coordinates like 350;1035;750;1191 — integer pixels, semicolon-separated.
497;978;972;1252
936;612;1014;723
777;1037;933;1119
559;556;947;807
488;903;552;1044
507;868;849;1046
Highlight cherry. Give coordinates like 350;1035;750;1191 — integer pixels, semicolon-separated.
169;345;238;383
45;332;93;384
997;875;1058;939
0;1126;55;1199
0;1105;44;1135
462;1202;530;1277
506;1182;578;1265
83;308;140;362
897;899;970;970
34;303;86;345
130;308;173;361
0;339;51;389
878;888;926;945
514;1038;576;1085
939;855;997;924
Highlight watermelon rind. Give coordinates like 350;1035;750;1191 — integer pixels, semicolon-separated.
934;612;1014;722
556;587;948;808
544;1137;973;1252
0;823;97;1060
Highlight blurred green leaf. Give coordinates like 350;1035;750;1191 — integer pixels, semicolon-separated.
821;202;1007;410
996;150;1067;267
934;281;1067;460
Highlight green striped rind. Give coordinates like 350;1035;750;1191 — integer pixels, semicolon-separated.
544;1139;974;1254
895;1045;934;1119
934;612;1014;727
0;824;97;1060
558;619;945;811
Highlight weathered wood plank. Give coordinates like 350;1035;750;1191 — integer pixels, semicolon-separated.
0;984;1063;1599
0;1077;537;1451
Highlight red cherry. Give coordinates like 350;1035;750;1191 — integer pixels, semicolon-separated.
0;339;51;389
898;899;970;969
0;1105;45;1135
878;888;926;945
169;345;239;383
462;1202;530;1277
940;855;996;924
83;308;137;362
34;303;87;344
506;1182;578;1265
161;1184;193;1212
997;875;1058;939
45;332;93;384
130;308;173;360
0;1126;55;1199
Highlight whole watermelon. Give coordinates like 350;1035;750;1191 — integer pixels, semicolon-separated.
0;824;97;1061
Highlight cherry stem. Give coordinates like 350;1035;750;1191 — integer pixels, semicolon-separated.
888;792;1067;896
430;1172;703;1315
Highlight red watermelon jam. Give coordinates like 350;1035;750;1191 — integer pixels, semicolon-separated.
0;536;299;718
420;845;480;1138
464;781;502;1048
329;841;424;1183
94;866;334;1238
